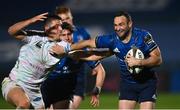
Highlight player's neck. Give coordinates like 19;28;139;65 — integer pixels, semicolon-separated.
122;30;132;44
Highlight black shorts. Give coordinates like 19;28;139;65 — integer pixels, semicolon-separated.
119;79;157;103
40;74;77;108
73;72;86;99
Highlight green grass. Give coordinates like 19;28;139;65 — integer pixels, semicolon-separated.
80;92;180;109
0;92;180;109
0;98;14;109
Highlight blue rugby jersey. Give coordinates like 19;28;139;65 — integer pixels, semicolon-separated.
95;27;158;83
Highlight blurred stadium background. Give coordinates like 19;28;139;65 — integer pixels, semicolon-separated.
0;0;180;109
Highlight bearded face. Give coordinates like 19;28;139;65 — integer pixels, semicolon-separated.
114;16;132;40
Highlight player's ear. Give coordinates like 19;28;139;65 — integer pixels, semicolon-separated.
128;21;133;28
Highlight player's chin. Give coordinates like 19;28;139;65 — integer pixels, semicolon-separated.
116;31;124;37
50;36;60;41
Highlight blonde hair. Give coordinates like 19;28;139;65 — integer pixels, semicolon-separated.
55;6;71;15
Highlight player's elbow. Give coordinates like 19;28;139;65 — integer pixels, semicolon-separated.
8;27;14;36
155;56;162;66
158;56;162;66
87;39;96;48
8;26;19;37
155;47;162;66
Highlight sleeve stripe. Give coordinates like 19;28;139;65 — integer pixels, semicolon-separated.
149;45;158;53
95;36;99;48
90;61;101;69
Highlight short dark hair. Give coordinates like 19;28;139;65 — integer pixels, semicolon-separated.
44;15;61;26
61;22;74;33
115;11;132;22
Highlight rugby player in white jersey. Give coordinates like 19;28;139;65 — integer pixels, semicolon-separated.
2;12;108;109
1;14;71;109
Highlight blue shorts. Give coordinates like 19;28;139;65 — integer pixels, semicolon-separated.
119;79;157;103
41;74;77;108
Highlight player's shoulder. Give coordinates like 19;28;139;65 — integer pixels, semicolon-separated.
74;26;90;40
133;27;152;39
23;29;45;36
98;33;117;40
30;35;48;43
96;33;117;46
74;26;87;33
75;26;85;30
32;35;47;39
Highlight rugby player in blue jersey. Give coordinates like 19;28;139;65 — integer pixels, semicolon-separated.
40;6;105;109
53;11;162;109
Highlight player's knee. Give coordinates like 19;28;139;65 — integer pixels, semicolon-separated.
140;101;155;109
17;100;31;109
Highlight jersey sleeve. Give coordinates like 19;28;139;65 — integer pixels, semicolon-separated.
21;29;45;43
95;35;112;48
86;60;101;69
143;32;158;54
22;35;43;44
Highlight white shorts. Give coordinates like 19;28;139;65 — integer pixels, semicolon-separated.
1;77;44;109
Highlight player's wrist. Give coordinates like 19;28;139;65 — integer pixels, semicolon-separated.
92;86;101;95
29;17;37;24
138;59;143;66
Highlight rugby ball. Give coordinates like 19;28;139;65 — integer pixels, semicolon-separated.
126;48;144;74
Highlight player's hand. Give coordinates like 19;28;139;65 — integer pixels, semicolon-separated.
90;94;99;107
90;87;101;107
125;54;141;67
50;44;65;56
30;12;48;23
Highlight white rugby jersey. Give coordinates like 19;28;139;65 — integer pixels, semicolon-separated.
9;35;69;89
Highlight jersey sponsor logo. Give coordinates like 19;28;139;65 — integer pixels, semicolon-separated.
113;47;120;53
152;94;157;100
144;34;154;45
33;97;41;102
62;66;70;74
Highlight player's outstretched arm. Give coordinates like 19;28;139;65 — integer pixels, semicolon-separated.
71;38;96;50
50;39;113;60
50;38;96;55
8;12;48;40
67;48;112;61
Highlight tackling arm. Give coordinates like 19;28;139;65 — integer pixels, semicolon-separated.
71;38;96;50
68;48;113;61
50;38;113;60
49;38;96;55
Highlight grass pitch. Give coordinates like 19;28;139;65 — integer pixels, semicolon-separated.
0;92;180;109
